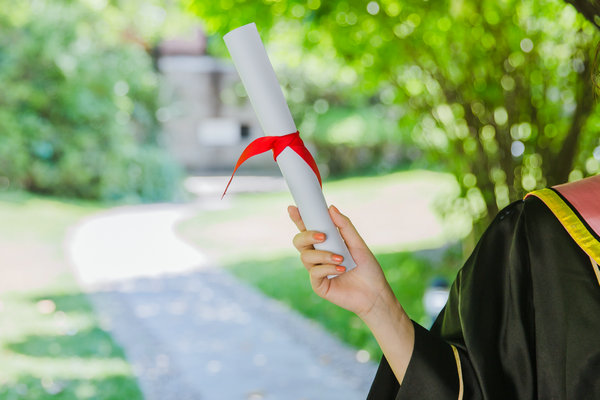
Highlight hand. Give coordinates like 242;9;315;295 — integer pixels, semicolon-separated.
290;205;415;383
288;204;395;320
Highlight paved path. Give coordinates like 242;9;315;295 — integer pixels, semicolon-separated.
66;203;377;400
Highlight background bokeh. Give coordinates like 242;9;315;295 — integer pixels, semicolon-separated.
0;0;599;398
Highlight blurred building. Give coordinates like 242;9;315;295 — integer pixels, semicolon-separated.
155;29;273;174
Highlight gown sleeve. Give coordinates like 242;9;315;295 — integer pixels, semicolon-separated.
368;199;538;399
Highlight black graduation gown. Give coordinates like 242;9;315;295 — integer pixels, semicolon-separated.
368;189;600;399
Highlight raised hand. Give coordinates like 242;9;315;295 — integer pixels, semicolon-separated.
288;204;393;319
289;204;415;383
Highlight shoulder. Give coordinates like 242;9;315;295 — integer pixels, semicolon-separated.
488;196;560;239
457;200;529;294
494;195;553;223
457;195;576;286
476;199;526;249
521;189;592;243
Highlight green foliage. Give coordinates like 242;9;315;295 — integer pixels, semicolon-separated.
0;0;181;202
189;0;600;229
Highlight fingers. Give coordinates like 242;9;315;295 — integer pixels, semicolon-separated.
291;204;366;251
328;205;367;249
287;205;306;232
309;264;347;280
300;249;344;267
293;230;325;252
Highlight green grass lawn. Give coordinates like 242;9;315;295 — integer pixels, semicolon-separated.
0;191;143;400
224;250;461;361
178;170;469;362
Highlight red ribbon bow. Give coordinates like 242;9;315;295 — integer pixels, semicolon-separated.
222;131;322;199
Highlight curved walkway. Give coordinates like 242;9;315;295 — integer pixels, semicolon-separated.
66;204;377;400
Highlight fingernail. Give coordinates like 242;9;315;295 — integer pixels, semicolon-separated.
314;233;326;241
330;205;340;214
335;266;346;272
331;255;344;263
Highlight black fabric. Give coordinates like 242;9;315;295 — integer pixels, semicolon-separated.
396;322;459;398
368;196;600;399
368;354;399;399
367;322;458;400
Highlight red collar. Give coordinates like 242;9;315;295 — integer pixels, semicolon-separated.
554;175;600;237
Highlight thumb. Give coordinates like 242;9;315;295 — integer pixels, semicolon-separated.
328;205;367;249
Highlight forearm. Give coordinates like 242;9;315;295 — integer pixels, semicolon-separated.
360;287;415;385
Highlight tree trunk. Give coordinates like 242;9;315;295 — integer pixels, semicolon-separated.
546;58;594;185
564;1;600;29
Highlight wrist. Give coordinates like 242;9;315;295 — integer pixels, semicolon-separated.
359;284;415;384
358;284;408;328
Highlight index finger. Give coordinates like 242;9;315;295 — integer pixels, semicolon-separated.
287;205;306;232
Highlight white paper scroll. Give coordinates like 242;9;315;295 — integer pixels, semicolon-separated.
224;23;356;273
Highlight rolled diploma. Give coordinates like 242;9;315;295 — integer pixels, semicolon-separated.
224;23;356;272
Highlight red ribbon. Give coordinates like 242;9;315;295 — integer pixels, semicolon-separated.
222;131;322;199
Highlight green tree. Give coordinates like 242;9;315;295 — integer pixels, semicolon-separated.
189;0;600;234
0;0;181;201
